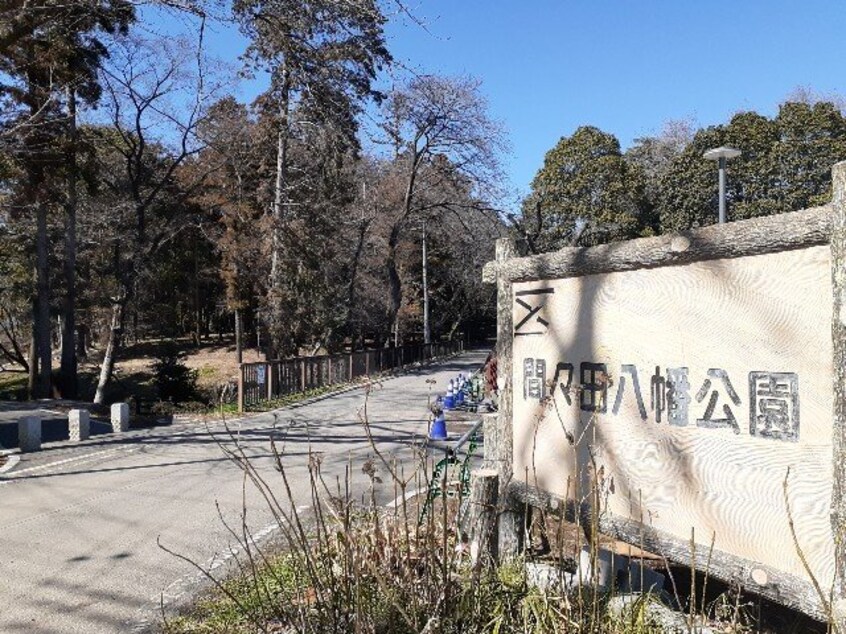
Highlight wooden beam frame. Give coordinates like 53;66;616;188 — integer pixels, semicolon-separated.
830;161;846;627
483;204;832;284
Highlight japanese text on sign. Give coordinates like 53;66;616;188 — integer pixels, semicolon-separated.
523;359;800;442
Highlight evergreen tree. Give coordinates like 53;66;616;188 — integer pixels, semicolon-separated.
521;126;649;252
233;0;391;357
657;102;846;231
0;0;134;396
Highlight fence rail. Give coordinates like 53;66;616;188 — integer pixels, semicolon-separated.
238;341;464;412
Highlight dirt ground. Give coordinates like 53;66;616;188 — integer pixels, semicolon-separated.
112;339;263;393
0;337;265;403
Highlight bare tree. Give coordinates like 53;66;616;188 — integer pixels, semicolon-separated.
376;74;506;344
89;34;226;404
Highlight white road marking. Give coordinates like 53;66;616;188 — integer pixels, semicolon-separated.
130;519;283;632
0;454;20;475
4;447;138;477
386;486;427;509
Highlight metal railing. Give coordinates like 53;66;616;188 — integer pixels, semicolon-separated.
238;340;464;412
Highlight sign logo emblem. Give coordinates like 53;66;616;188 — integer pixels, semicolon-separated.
514;288;554;336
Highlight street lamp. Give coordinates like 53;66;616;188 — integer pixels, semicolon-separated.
703;146;741;224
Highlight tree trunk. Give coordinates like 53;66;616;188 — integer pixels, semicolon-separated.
385;149;420;350
22;41;51;398
35;199;51;398
268;66;291;358
0;306;28;370
60;85;78;398
386;222;403;347
192;239;201;346
76;324;87;360
345;214;368;337
447;316;462;341
93;300;124;405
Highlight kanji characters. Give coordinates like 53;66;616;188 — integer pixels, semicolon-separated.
523;358;546;400
749;372;800;441
551;362;575;406
695;369;741;433
517;357;801;443
580;362;608;413
666;367;691;427
612;364;647;420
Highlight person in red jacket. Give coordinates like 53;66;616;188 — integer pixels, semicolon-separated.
483;350;497;397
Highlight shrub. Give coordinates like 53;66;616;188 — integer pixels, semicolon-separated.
152;341;199;403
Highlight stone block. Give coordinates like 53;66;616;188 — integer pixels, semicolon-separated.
525;561;576;593
110;402;129;433
69;409;90;441
526;548;630;594
18;416;41;452
574;547;628;590
622;560;665;594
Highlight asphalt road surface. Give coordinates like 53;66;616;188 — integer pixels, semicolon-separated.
0;351;487;633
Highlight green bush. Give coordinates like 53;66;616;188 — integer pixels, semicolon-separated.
152;341;199;404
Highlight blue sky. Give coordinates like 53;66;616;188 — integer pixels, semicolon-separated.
153;1;846;199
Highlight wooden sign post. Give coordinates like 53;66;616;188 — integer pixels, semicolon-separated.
484;162;846;624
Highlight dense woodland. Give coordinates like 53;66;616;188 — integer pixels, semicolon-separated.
0;1;506;403
1;2;845;405
516;94;846;251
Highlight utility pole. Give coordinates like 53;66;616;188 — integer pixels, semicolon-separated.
422;220;430;345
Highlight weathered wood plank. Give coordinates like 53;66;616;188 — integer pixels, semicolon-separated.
495;237;524;559
507;480;828;621
511;245;835;591
481;413;503;471
467;469;499;575
483;204;832;284
830;160;846;628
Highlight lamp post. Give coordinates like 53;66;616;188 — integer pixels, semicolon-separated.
703;146;741;224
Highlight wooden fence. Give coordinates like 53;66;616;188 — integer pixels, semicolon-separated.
238;341;464;412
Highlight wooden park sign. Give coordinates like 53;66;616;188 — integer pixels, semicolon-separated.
483;162;846;622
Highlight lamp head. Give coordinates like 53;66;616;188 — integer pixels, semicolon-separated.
703;146;742;161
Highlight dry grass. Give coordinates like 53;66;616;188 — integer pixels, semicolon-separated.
155;385;818;634
110;339;263;395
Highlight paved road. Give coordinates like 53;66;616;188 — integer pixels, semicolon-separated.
0;351;487;633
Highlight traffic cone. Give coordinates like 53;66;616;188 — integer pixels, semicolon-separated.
429;412;447;440
444;384;455;410
445;379;456;409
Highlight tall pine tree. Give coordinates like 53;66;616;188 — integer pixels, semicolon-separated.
234;0;390;357
0;1;134;396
